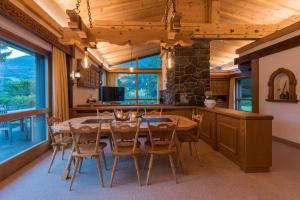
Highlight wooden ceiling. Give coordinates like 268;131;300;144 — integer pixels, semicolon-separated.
52;0;300;67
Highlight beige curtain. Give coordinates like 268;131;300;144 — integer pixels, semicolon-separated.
107;72;118;86
52;46;69;121
228;78;236;109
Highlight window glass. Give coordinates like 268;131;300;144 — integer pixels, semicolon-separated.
235;78;252;112
112;54;161;69
138;73;158;99
0;40;48;163
117;73;136;99
138;55;161;68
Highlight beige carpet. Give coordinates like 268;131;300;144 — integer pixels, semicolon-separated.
1;140;300;200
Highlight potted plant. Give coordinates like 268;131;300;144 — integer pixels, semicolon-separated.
204;91;216;109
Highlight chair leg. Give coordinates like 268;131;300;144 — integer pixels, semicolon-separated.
109;156;119;187
188;142;193;156
168;154;178;184
96;157;105;187
146;154;154;185
48;146;58;173
61;146;65;160
193;142;201;161
133;155;141;186
78;158;83;173
144;153;149;170
101;151;108;170
69;158;80;191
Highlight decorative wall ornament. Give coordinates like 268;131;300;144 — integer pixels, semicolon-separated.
266;68;298;103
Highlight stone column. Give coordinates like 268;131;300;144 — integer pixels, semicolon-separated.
165;40;210;106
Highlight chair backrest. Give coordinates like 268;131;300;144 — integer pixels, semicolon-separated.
147;120;179;150
109;120;140;152
195;113;204;138
145;107;163;116
46;117;61;143
69;122;102;155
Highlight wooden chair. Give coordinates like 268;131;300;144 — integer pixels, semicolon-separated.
69;122;106;191
177;113;203;161
144;107;163;116
109;120;141;187
96;109;114;119
96;109;114;154
145;120;179;185
47;117;72;173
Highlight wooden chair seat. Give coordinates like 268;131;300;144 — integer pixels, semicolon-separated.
112;146;141;156
52;137;73;146
72;143;106;157
145;143;177;154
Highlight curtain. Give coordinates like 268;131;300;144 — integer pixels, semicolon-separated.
107;72;118;86
228;78;236;109
52;46;69;121
157;72;163;92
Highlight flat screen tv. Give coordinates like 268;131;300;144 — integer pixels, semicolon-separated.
101;86;125;102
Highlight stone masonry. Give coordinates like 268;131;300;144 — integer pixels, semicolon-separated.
165;40;210;106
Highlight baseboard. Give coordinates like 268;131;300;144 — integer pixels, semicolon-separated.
272;136;300;150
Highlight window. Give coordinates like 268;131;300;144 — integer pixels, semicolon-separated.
0;40;48;163
235;78;252;112
112;54;161;69
117;73;159;104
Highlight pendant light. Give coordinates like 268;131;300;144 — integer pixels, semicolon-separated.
83;47;89;68
129;43;134;72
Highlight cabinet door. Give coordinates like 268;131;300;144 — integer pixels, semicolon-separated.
210;79;229;96
217;115;240;162
198;111;216;148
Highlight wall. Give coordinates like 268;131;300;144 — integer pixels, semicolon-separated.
72;47;100;106
259;45;300;143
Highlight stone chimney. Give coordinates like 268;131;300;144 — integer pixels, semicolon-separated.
165;40;210;106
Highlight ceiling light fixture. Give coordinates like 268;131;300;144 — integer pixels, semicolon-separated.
84;47;89;68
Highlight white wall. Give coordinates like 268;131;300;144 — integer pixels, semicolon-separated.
259;46;300;143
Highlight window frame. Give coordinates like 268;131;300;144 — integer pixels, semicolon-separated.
0;27;51;180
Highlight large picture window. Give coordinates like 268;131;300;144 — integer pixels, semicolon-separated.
0;40;48;163
117;73;158;104
235;78;252;112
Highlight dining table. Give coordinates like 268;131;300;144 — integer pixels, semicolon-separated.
52;114;198;180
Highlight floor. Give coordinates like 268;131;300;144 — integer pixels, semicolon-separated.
1;140;300;200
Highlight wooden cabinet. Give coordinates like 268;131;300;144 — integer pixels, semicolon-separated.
77;59;102;89
197;107;273;173
210;78;230;108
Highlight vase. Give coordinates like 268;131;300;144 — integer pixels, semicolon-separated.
204;99;216;109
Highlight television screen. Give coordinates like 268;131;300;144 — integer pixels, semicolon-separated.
101;86;125;102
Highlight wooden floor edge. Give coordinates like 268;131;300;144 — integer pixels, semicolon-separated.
272;136;300;150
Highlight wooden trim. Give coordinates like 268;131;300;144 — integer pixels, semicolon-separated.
234;35;300;64
272;136;300;150
110;68;162;73
236;21;300;54
0;108;48;122
0;141;50;181
48;54;53;117
0;0;72;55
0;27;50;56
251;59;259;113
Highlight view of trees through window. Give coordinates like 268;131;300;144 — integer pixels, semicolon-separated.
235;78;252;112
0;41;37;111
117;73;158;104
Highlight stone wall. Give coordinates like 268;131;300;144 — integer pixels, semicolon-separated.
165;40;210;105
